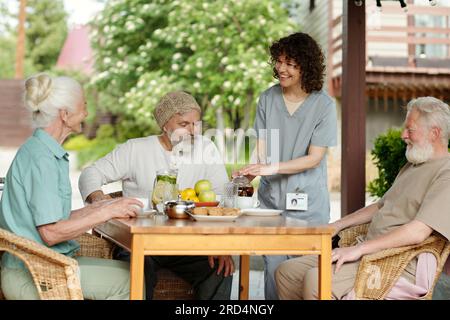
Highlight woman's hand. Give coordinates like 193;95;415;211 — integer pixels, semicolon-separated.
237;164;278;177
208;255;235;277
100;197;143;220
332;245;364;274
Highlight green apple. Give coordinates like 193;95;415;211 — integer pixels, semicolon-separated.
194;179;212;195
198;190;216;202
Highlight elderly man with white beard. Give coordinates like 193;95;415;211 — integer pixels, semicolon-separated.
78;91;233;300
275;96;450;300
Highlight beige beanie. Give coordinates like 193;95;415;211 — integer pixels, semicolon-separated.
153;91;201;129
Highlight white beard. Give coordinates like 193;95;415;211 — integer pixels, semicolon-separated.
405;142;434;165
169;135;197;168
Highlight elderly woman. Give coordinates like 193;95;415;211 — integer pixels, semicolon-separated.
0;74;143;300
78;91;234;300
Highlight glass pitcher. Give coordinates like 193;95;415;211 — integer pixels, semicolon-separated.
151;169;179;213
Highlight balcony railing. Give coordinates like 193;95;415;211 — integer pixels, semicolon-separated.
329;2;450;79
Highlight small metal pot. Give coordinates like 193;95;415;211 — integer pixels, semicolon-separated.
163;200;195;219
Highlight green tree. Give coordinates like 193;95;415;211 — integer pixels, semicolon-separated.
0;1;18;78
0;0;68;77
0;37;16;78
25;0;68;72
91;0;296;136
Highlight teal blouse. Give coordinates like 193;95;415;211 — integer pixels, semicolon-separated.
0;129;79;269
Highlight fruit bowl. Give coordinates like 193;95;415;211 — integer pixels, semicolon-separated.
194;201;220;207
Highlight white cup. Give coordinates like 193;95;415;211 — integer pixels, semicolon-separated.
236;196;260;209
132;197;155;217
134;197;150;209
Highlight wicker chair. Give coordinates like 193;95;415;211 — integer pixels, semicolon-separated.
103;190;195;300
338;223;450;300
0;227;194;300
0;229;114;300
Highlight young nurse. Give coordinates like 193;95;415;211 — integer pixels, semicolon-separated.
237;32;337;299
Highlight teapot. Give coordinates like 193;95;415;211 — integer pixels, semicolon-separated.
232;175;254;197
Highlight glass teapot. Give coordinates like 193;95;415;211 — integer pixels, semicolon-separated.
232;175;254;197
151;169;179;213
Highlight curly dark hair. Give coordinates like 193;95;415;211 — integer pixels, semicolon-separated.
270;32;325;93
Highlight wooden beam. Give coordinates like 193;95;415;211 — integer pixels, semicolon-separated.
372;25;450;34
327;0;335;97
383;86;389;112
407;0;415;68
341;1;366;216
367;35;450;45
380;4;450;16
15;0;27;79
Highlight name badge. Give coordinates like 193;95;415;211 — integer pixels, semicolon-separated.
286;193;308;211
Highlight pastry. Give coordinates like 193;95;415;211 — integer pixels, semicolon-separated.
223;208;240;216
207;207;223;216
192;207;208;215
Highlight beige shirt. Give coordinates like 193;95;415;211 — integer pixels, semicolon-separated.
367;155;450;242
363;155;450;281
78;135;229;201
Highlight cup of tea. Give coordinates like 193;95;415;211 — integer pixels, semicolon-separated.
132;197;156;217
238;186;254;197
236;196;260;209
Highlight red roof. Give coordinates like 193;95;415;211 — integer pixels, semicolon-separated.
56;25;94;75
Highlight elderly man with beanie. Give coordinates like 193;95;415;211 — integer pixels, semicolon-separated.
78;91;233;300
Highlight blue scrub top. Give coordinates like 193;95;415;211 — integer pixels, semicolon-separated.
254;84;337;224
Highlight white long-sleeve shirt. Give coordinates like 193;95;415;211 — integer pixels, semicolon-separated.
78;135;229;201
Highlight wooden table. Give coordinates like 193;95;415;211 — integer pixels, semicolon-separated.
94;214;333;300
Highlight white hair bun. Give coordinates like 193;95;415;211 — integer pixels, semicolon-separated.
24;73;53;112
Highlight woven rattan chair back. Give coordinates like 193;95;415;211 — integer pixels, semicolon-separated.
0;228;83;300
338;223;450;300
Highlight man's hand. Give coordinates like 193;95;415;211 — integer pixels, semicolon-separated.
208;255;235;277
329;221;344;238
332;245;364;274
86;190;112;204
99;197;143;220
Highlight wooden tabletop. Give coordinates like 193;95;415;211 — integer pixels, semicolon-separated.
98;214;334;235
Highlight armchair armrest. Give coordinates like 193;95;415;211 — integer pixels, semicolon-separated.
338;223;369;248
354;234;450;300
0;228;83;300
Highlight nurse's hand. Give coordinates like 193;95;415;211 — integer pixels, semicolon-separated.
231;169;256;182
239;164;278;177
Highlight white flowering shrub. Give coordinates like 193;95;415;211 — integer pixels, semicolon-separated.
91;0;296;131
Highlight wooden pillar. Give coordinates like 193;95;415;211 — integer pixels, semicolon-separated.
341;0;366;216
383;86;389;112
15;0;27;79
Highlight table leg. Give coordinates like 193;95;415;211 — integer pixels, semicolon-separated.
239;255;250;300
319;234;332;300
130;235;145;300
